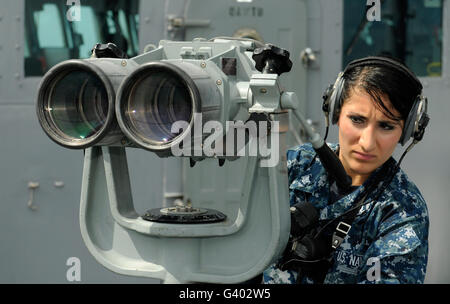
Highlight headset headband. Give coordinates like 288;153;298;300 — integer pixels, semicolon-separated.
344;56;423;92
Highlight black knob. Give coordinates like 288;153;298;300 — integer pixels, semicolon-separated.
252;44;293;75
91;43;128;59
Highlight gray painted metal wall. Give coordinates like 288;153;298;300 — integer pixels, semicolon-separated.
0;0;449;283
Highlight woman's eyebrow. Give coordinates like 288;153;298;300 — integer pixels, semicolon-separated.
348;111;367;118
348;111;402;125
378;119;402;126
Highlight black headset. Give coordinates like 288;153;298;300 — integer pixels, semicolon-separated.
322;56;430;146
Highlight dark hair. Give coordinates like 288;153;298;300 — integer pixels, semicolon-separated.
340;58;422;122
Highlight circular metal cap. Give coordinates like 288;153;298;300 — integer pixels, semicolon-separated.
142;207;227;224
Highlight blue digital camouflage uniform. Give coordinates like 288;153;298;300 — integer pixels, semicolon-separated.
263;143;429;284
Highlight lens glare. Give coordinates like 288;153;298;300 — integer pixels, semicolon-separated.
125;70;193;144
45;70;109;140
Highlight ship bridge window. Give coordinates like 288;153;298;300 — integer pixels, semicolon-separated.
343;0;443;77
24;0;140;77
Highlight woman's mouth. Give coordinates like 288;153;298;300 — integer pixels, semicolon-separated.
353;151;376;161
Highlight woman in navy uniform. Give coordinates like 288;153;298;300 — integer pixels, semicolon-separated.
264;56;429;284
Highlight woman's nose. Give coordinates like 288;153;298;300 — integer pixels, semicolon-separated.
359;126;376;152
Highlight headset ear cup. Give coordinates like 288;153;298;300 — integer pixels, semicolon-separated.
331;75;345;124
399;96;421;146
413;97;429;142
322;84;333;118
414;112;430;142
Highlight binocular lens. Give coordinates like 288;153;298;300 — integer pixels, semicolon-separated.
122;69;193;145
37;60;116;149
45;70;109;140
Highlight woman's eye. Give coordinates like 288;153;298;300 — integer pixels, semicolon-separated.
379;122;395;131
349;115;364;124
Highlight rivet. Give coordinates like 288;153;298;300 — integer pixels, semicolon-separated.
121;60;127;67
200;62;206;68
28;182;39;189
260;88;267;94
54;181;65;188
216;79;222;85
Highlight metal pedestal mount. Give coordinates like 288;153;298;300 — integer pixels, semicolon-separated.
78;112;290;284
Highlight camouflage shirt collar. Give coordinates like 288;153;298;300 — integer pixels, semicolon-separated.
299;143;397;212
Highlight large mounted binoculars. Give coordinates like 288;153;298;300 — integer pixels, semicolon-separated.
36;38;305;283
36;39;295;159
